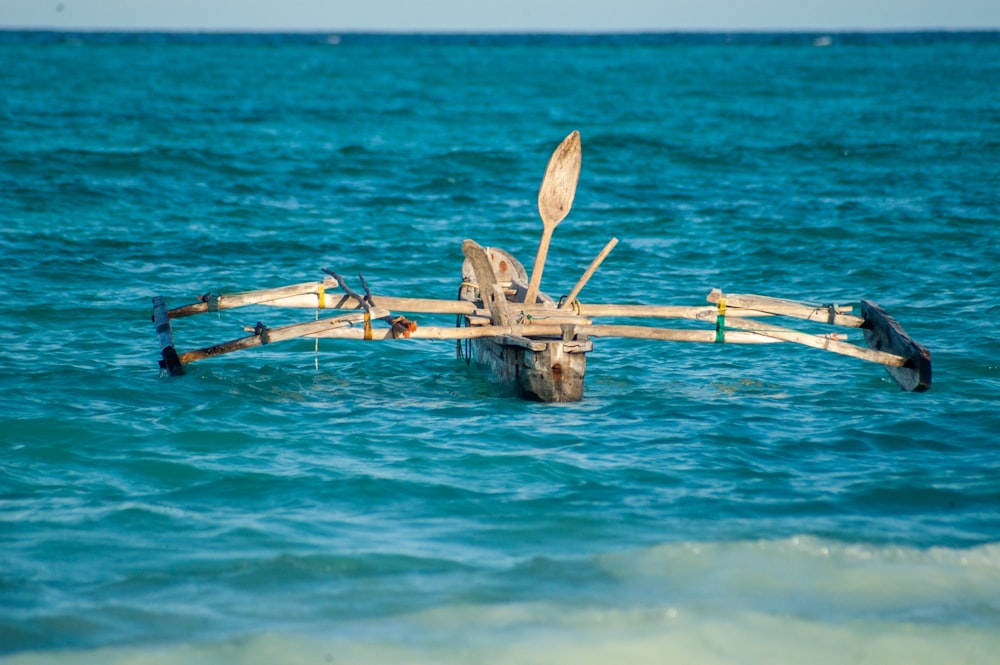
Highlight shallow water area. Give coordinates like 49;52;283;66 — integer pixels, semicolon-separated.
1;31;999;663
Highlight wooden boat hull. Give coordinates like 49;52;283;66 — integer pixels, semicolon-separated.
470;333;591;402
149;128;934;398
458;244;592;402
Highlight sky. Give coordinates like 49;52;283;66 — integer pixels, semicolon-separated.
2;0;999;32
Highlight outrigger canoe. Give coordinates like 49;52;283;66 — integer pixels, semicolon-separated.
152;131;931;400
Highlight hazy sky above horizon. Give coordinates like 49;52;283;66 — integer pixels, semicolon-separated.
3;0;999;32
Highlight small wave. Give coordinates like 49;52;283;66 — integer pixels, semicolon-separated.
8;541;999;665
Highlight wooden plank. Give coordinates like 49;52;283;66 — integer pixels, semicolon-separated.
562;339;594;353
501;335;548;351
861;300;932;392
152;296;184;376
312;323;564;341
310;324;779;345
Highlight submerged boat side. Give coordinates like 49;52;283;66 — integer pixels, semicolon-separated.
469;333;590;402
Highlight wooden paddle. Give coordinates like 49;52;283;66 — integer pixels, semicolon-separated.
523;130;582;305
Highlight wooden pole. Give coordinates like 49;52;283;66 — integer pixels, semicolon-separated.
706;289;864;327
178;312;371;364
172;308;910;370
306;324;778;344
167;281;332;318
560;237;618;309
152;296;184;376
311;322;908;365
720;315;907;366
167;285;803;324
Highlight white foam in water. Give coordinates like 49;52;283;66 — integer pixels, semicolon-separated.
6;537;998;665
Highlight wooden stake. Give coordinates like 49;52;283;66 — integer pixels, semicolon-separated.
560;237;618;309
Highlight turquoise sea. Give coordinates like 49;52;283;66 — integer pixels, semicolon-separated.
2;31;999;663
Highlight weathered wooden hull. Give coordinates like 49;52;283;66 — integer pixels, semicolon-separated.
470;333;591;402
457;242;593;402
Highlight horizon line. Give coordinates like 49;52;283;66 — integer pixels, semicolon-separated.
2;26;999;34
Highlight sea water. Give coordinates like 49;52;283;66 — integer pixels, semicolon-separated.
1;31;998;663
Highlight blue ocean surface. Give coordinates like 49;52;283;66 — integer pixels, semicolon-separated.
1;31;999;663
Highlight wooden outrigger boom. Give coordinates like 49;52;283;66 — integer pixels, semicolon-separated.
150;269;932;398
151;131;932;399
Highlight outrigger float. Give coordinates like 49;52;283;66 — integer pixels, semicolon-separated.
152;131;931;401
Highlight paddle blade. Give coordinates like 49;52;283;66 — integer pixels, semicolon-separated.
525;131;582;304
537;130;582;226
